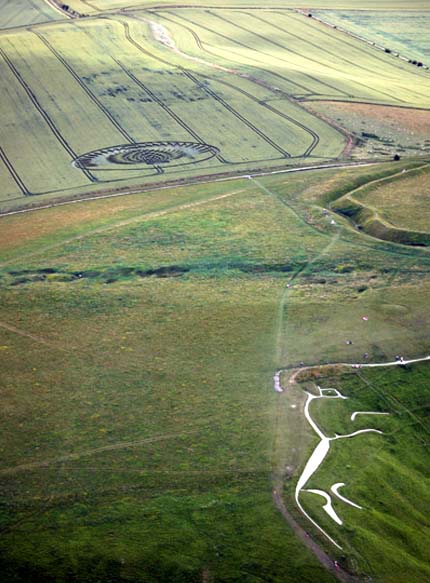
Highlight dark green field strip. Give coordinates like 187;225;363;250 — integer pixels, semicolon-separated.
32;30;137;146
0;147;31;196
0;47;97;184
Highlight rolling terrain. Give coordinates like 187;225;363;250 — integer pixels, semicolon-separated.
1;2;430;583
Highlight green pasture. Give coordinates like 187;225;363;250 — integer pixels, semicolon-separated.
285;363;430;582
353;167;430;233
314;9;430;65
331;163;430;246
1;163;430;581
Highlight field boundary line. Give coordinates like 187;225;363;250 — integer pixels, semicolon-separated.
0;160;381;220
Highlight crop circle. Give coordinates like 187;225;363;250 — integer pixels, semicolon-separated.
73;141;219;170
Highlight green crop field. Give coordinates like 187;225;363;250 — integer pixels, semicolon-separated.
313;9;430;65
2;1;430;582
0;0;61;30
64;1;430;13
1;1;430;211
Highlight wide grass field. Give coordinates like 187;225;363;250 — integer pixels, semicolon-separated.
1;160;430;581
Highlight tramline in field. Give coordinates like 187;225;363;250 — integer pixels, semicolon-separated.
1;3;428;209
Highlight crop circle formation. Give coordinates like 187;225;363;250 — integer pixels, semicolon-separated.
73;141;219;170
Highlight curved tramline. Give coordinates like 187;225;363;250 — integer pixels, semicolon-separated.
73;140;220;173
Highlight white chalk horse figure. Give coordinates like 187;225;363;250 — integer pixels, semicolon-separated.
295;385;388;549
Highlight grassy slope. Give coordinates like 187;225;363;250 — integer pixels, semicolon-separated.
354;169;430;232
330;163;430;246
289;364;430;582
1;164;430;581
0;176;342;583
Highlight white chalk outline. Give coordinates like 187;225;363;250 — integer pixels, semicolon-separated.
292;385;385;549
331;483;362;510
351;411;390;422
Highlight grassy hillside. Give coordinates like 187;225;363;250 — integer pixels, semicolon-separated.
1;163;430;581
331;163;430;246
283;363;430;582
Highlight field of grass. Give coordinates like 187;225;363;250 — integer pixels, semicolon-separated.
2;161;430;581
0;0;61;30
314;9;430;65
354;168;430;232
283;363;430;582
330;164;430;246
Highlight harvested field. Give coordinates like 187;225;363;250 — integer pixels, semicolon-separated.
305;101;430;159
